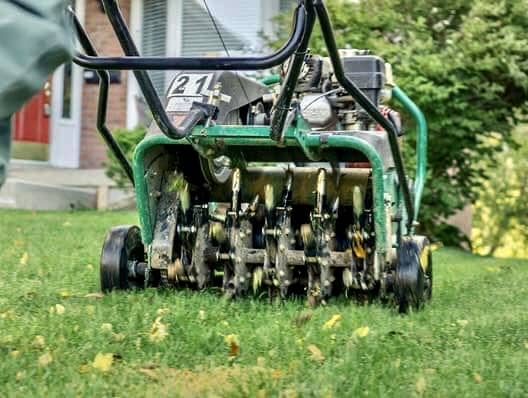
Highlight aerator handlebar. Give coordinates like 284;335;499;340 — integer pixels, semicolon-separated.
70;0;423;231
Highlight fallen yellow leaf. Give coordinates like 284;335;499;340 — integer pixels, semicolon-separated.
92;353;113;372
474;373;483;384
224;334;240;357
307;344;325;362
415;376;426;394
524;341;528;349
0;310;16;320
34;335;45;347
156;308;170;316
78;364;91;373
59;291;72;298
271;369;282;379
323;314;342;330
198;310;206;320
16;371;24;381
55;304;65;315
149;317;168;342
353;326;370;338
101;323;113;332
19;252;28;266
85;292;104;299
38;352;53;367
456;319;469;327
10;350;20;359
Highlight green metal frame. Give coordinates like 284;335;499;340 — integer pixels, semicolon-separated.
132;86;427;258
133;125;387;251
392;86;428;221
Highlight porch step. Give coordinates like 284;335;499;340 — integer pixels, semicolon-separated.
1;164;137;211
0;179;96;210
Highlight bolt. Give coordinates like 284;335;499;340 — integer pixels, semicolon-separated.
279;270;285;277
239;277;245;283
324;280;330;287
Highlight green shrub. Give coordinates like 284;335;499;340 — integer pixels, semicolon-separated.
104;125;147;188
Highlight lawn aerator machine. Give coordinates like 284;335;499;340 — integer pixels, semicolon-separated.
71;0;431;312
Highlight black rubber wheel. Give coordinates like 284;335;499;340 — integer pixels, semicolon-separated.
394;238;425;313
100;225;145;292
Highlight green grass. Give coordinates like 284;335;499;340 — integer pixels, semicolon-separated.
0;210;527;397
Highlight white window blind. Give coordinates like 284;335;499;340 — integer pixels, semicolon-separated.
142;0;167;95
181;0;249;56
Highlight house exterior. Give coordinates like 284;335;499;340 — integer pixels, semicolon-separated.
11;0;293;169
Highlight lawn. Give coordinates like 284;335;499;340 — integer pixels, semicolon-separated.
0;210;527;397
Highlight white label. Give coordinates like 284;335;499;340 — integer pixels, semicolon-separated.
166;96;201;113
167;73;213;98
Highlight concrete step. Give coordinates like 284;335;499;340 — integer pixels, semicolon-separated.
0;179;96;210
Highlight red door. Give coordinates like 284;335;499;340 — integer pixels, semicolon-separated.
12;80;51;160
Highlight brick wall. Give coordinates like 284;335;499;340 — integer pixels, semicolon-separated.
79;0;130;169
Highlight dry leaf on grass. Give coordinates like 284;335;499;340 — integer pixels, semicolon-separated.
92;353;114;372
323;314;342;330
38;352;53;367
78;364;91;374
19;252;28;266
85;292;104;299
10;350;20;359
415;376;426;394
156;308;170;316
353;326;370;338
224;334;240;358
55;304;65;315
101;323;113;332
149;317;169;342
474;373;483;384
59;291;72;298
307;344;325;362
33;335;45;347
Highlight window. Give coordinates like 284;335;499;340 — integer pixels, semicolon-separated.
61;62;73;119
142;0;167;95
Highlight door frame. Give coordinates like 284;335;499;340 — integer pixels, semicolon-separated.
49;0;85;168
